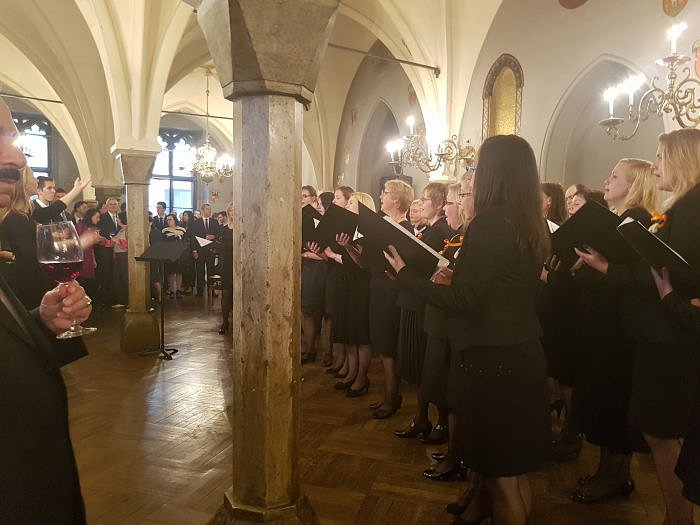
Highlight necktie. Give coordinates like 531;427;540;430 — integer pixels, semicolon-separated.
205;218;208;231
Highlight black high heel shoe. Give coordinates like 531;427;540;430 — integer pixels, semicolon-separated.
334;378;355;391
333;370;348;379
394;420;432;439
218;324;229;335
421;424;449;445
346;379;370;398
325;366;340;375
423;462;466;482
570;479;635;504
372;394;402;419
431;451;448;462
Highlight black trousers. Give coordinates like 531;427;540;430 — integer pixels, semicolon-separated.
94;245;114;305
195;251;217;294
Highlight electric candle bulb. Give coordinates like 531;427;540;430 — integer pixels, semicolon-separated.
667;22;687;54
603;87;618;117
406;116;415;135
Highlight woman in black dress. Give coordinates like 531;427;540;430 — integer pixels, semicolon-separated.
576;129;700;524
179;210;195;295
386;135;550;524
300;185;325;363
219;202;234;334
0;166;52;308
394;182;453;439
568;159;656;503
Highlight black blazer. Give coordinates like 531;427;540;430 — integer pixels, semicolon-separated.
191;217;220;252
607;185;700;346
98;212;120;239
397;206;543;350
0;275;87;523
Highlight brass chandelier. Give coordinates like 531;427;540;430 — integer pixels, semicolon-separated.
192;70;235;183
600;22;700;141
386;116;476;178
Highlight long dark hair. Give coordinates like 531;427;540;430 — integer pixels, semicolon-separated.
181;210;194;229
474;135;550;262
541;182;567;225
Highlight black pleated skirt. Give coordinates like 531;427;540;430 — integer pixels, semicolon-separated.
368;276;401;357
396;308;427;385
420;336;450;405
629;342;699;438
451;341;549;478
301;258;326;316
331;270;371;346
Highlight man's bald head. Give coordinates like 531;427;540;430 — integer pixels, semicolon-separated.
0;98;27;208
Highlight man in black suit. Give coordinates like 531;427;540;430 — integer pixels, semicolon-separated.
95;197;121;305
0;97;92;524
191;202;220;296
153;201;167;231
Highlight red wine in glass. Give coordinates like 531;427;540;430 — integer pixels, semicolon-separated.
40;260;83;283
36;221;96;339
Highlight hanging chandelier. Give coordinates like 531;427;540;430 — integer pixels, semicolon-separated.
192;69;235;182
386;116;476;179
600;22;700;141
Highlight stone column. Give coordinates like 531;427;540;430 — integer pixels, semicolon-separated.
188;1;339;523
115;151;160;353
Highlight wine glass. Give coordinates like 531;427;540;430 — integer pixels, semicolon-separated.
36;221;97;339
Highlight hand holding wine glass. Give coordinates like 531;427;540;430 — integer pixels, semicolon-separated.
36;221;96;339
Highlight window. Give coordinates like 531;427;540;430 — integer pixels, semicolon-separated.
482;54;524;139
13;113;51;175
149;128;201;216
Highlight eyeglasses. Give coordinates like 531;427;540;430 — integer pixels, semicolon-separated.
565;192;581;202
458;192;473;199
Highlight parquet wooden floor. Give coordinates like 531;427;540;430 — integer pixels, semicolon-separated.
62;297;696;524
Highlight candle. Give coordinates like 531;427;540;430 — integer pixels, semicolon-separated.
667;22;688;55
406;116;415;135
603;87;618;118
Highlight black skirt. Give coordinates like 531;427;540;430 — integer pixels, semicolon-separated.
331;268;371;346
368;276;401;357
324;263;338;317
396;308;427;385
301;258;326;316
629;342;699;439
452;341;549;477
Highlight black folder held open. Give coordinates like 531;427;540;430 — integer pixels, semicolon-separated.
617;217;698;283
551;201;636;270
313;203;358;247
302;204;322;244
356;202;448;277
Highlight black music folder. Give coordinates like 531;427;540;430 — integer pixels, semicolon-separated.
356;202;448;276
314;203;358;247
617;217;698;283
195;236;224;253
302;204;322;244
551;201;636;270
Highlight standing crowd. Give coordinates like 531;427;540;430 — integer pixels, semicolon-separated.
299;130;700;525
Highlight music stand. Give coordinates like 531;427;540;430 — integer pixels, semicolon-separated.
135;240;190;360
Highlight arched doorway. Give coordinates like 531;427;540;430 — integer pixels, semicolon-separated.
541;57;664;190
357;100;400;204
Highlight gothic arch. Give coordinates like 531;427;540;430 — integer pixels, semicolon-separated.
482;53;524;139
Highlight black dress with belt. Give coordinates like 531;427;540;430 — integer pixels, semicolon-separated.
570;207;650;453
396;217;454;384
397;207;548;477
606;185;700;439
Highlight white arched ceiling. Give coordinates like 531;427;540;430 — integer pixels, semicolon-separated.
0;0;114;186
0;34;90;182
75;0;192;154
541;56;664;190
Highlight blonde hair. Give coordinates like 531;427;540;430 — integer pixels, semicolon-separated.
351;191;376;212
0;166;33;225
410;199;428;228
447;182;468;227
226;201;234;225
617;158;657;213
658;128;700;210
383;179;414;213
422;182;448;214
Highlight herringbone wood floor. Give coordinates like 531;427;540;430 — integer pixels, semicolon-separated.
61;296;695;524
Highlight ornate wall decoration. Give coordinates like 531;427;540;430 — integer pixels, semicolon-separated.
482;54;524;140
663;0;688;17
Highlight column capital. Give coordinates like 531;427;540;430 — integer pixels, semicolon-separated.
195;0;339;104
115;151;157;185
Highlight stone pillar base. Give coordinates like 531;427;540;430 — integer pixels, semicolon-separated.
121;310;159;353
208;490;318;525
